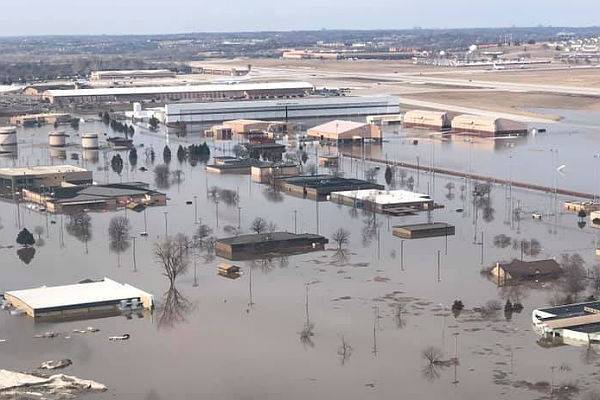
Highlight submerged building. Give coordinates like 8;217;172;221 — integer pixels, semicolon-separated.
22;182;167;213
533;301;600;344
279;175;384;200
216;232;329;260
451;114;528;136
306;120;382;143
330;189;434;214
490;259;562;286
0;165;92;192
403;110;450;130
3;277;154;318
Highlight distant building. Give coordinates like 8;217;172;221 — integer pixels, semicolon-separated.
206;158;263;174
23;82;77;97
222;119;288;135
306;120;382;143
44;81;313;105
216;232;329;260
403;110;451;129
191;65;251;76
564;200;600;214
251;162;301;183
451;114;527;136
9;113;72;127
279;175;384;200
0;165;92;192
490;259;562;286
204;125;233;140
90;69;176;81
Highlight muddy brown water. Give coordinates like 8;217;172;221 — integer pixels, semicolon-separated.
1;111;600;399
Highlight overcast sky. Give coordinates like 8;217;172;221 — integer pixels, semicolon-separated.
1;0;598;36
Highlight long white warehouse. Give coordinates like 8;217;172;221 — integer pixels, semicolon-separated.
43;81;314;104
4;277;154;318
164;96;400;127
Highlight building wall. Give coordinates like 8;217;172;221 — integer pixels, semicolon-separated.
403;110;450;129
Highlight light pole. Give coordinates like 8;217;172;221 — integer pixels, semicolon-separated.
215;199;220;228
163;211;168;238
294;210;298;234
194;195;198;224
237;206;242;230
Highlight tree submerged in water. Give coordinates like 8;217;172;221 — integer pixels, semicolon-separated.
16;228;35;247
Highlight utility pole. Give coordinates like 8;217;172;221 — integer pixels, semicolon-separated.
294;210;298;234
194;195;198;224
163;211;168;238
132;237;137;272
238;206;242;230
400;240;405;271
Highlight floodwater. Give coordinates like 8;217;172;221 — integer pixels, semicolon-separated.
1;110;600;399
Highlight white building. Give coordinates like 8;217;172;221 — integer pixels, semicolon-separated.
532;301;600;344
330;189;434;214
164;96;399;127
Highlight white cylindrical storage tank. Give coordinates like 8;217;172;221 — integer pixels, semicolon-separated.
133;102;142;113
81;133;99;149
48;131;68;147
0;126;17;146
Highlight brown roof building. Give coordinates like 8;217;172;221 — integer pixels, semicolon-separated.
491;259;562;285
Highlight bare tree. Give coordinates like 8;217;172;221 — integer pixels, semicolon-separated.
331;228;350;250
560;253;587;299
337;336;353;365
158;285;193;329
250;217;268;234
154;238;189;287
154;164;170;189
108;216;130;253
193;224;213;249
33;225;44;240
422;346;444;365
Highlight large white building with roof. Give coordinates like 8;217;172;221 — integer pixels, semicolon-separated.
163;96;399;127
43;81;314;105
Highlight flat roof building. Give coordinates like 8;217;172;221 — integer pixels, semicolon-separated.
4;277;154;318
9;113;71;127
0;165;92;192
44;81;313;105
451;114;528;137
306;120;382;142
393;222;455;239
22;182;167;213
403;110;450;129
90;69;176;81
279;175;384;200
533;301;600;344
164;96;399;127
330;189;434;215
222;119;288;135
216;232;328;260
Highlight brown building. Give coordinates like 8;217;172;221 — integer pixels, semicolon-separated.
490;259;562;286
307;120;382;143
216;232;329;260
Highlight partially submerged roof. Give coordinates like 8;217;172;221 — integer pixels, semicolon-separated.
499;259;562;278
281;175;384;192
331;189;432;205
4;277;154;313
218;231;326;246
394;222;453;231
